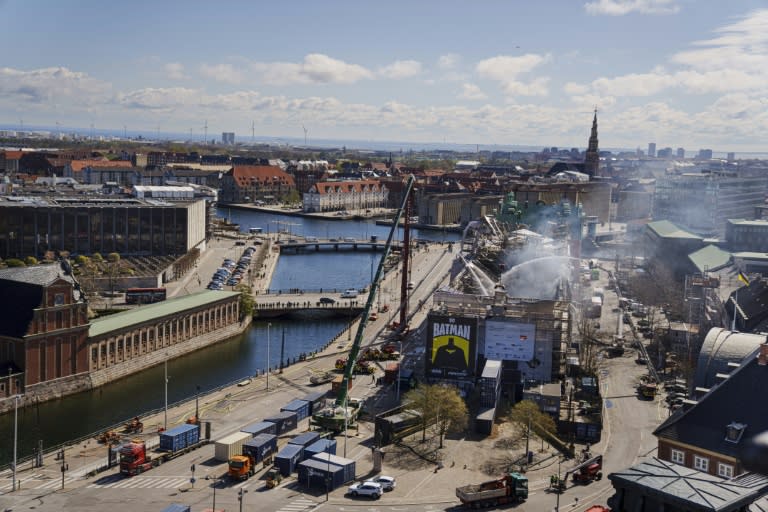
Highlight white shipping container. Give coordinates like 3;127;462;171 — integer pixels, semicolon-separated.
214;431;252;462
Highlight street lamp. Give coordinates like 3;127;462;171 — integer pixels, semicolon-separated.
195;385;200;423
12;394;19;492
266;323;271;391
238;486;248;512
396;340;402;401
164;355;169;430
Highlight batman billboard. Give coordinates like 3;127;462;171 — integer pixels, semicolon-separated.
426;314;477;379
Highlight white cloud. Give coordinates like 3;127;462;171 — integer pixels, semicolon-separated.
476;54;551;97
476;53;551;81
252;54;373;85
199;63;243;85
164;62;188;80
118;87;202;112
0;67;110;105
438;54;460;70
584;0;680;16
459;83;487;100
378;60;422;79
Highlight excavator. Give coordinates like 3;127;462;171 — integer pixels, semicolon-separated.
311;176;415;434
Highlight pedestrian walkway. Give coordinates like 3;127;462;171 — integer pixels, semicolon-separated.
85;474;190;490
0;473;80;493
275;497;317;512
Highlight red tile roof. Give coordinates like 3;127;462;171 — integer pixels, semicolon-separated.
2;151;23;160
228;165;295;188
69;159;131;172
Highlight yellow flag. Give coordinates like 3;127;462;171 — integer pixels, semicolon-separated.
738;272;750;285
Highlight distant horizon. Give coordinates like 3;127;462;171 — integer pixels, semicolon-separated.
2;122;764;161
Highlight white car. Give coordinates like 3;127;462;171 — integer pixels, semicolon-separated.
348;481;382;499
365;475;396;491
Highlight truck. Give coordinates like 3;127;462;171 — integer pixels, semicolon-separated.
456;472;528;508
227;433;277;481
119;423;209;476
552;455;604;491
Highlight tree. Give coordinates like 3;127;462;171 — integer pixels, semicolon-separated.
107;252;121;263
5;258;26;267
574;312;604;377
24;256;38;266
236;284;254;318
403;383;468;448
507;400;557;455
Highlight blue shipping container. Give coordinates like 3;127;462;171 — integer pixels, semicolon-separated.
241;421;277;437
159;424;199;452
281;399;311;421
311;453;355;484
288;431;320;448
297;459;345;490
264;411;298;435
302;391;327;413
304;439;337;460
160;505;191;512
275;444;303;476
242;434;277;464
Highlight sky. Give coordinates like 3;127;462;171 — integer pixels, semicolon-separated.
2;0;768;152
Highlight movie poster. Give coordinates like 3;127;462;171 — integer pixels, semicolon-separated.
426;314;477;379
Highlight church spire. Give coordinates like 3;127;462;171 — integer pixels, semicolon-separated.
585;108;600;175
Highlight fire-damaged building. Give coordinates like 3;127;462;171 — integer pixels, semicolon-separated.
417;289;599;442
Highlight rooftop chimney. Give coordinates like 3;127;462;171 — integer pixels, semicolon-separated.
758;342;768;366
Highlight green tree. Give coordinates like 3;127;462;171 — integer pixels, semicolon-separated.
404;383;468;448
75;254;90;267
236;284;255;318
6;258;26;267
92;252;104;263
107;252;121;263
24;256;39;266
281;189;301;205
507;400;557;455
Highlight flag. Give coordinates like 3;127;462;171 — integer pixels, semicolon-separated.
738;272;750;285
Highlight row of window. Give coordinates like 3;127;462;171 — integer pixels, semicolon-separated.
670;449;734;478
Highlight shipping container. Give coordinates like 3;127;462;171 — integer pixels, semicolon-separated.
302;390;327;413
311;453;355;484
264;411;298;435
304;439;337;460
241;421;277;437
214;431;252;462
288;431;321;448
159;424;200;453
297;459;346;490
281;399;311;421
275;444;303;476
242;434;277;464
160;505;191;512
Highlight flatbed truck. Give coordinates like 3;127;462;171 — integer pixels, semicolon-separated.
119;422;210;477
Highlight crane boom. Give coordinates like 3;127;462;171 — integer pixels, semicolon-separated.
335;176;415;407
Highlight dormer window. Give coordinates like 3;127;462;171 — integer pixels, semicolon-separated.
725;421;747;443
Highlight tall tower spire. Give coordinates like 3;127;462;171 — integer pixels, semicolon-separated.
585;108;600;176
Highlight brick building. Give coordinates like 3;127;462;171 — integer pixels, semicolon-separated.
220;165;296;204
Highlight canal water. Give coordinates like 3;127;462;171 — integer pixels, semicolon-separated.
0;210;459;465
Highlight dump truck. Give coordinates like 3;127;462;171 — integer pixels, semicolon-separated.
456;472;528;508
119;423;209;476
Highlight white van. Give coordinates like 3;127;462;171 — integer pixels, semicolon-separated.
343;237;356;243
305;236;318;242
341;289;359;298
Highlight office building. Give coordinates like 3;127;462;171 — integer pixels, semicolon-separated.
222;132;235;145
648;143;656;158
677;148;685;158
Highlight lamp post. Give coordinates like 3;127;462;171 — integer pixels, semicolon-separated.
238;486;248;512
266;323;271;391
396;340;402;401
195;385;200;423
164;355;169;430
12;394;19;492
555;456;562;511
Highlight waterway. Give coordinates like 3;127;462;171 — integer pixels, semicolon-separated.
0;210;460;465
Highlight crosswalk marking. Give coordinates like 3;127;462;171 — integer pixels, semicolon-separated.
86;475;188;489
277;498;317;512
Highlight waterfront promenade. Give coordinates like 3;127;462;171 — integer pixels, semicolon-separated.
0;233;456;509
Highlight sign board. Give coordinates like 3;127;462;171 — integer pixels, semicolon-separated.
485;320;536;362
426;314;477;379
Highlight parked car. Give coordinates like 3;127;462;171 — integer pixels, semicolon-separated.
365;475;396;491
348;482;382;499
319;297;336;304
341;289;359;298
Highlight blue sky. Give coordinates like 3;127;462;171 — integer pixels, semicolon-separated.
1;0;767;151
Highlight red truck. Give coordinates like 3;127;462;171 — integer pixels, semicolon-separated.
119;423;209;476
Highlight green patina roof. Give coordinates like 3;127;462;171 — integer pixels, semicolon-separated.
647;220;702;240
688;244;732;273
89;291;240;338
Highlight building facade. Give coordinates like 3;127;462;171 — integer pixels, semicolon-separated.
220;165;296;204
725;219;768;253
303;180;388;213
0;196;207;258
653;173;768;237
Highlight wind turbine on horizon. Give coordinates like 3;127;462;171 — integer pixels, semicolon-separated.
302;124;308;146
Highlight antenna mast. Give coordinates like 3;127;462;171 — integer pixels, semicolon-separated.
203;119;208;144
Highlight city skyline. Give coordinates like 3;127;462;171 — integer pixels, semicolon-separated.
2;1;768;151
